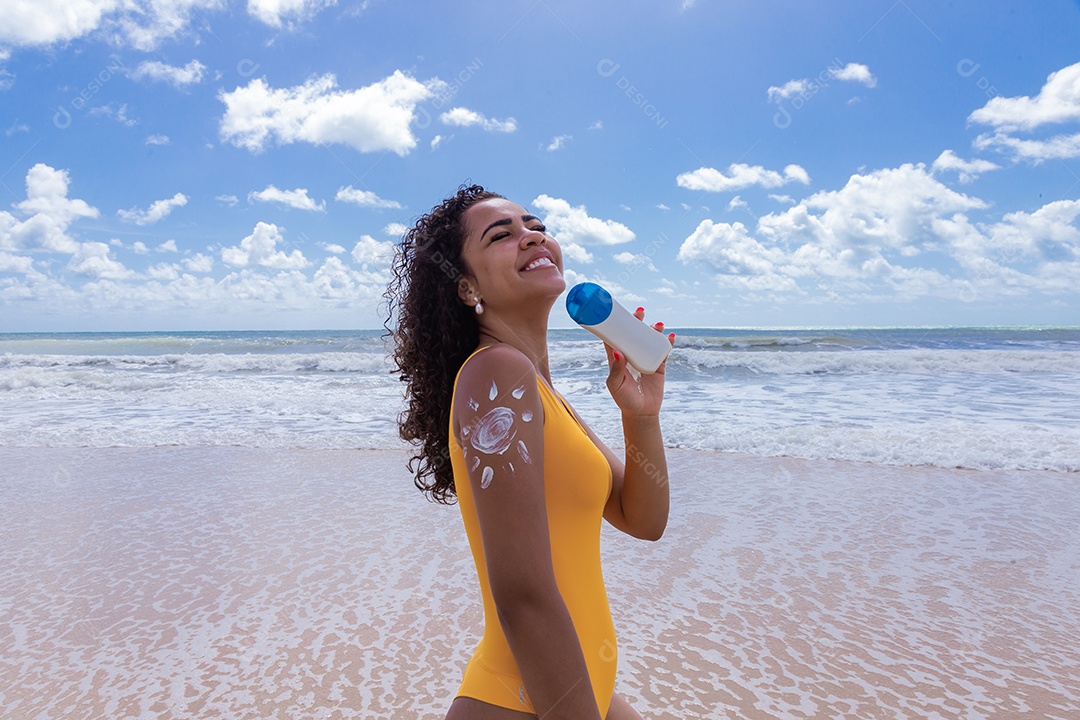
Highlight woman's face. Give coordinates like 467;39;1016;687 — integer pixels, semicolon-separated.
459;198;566;312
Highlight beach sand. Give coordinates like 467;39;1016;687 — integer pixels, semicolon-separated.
1;446;1077;719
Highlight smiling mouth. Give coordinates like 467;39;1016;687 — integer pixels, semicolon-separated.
522;257;557;272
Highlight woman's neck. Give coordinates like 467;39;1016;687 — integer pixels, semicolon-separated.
477;319;552;384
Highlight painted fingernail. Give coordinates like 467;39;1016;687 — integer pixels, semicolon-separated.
636;307;644;313
613;351;622;362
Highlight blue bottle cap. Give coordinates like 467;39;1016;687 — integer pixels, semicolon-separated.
566;282;613;326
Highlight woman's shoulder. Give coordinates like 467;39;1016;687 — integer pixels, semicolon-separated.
452;344;543;438
456;343;535;388
453;344;542;411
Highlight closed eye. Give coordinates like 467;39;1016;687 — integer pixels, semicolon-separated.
489;225;545;243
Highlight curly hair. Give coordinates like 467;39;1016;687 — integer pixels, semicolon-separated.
383;184;504;504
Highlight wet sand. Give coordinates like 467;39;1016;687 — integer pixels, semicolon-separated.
1;446;1077;719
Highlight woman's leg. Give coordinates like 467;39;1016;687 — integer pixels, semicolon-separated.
605;692;645;720
446;692;642;719
445;697;537;720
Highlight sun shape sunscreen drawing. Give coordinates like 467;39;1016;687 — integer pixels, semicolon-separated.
462;380;534;489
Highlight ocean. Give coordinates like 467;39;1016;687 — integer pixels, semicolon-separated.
1;326;1078;472
3;328;1079;718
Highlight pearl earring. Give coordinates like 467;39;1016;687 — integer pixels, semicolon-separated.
474;299;484;315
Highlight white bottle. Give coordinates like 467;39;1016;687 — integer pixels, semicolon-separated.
566;282;671;377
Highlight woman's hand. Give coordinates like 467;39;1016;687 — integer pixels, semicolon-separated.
603;306;676;417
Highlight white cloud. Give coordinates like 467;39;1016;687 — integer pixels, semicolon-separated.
678;220;791;284
672;162;1080;302
322;243;346;254
247;0;336;28
0;252;33;274
117;192;188;225
588;120;603;130
769;62;876;104
967;61;1080;164
219;71;445;155
0;0;115;47
14;165;99;226
969;61;1080;132
183;253;213;272
312;255;369;297
546;134;572;151
973;131;1080;163
335;186;402;209
531;195;635;246
677;163;810;192
430;134;443;150
985;199;1080;266
145;134;170;145
384;222;407;237
758;163;986;251
829;62;877;88
656;203;670;210
0;165;406;323
931;150;1000;183
0;0;221;51
613;251;658;272
216;194;239;206
560;243;594;264
728;195;748;211
69;241;132;279
0;164;99;254
351;234;394;266
221;222;308;269
131;59;206;87
439;107;518;133
117;0;224;51
767;79;811;103
89;102;136;126
248;185;324;212
147;262;179;281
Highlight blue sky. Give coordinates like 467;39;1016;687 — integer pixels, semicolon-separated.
1;0;1079;331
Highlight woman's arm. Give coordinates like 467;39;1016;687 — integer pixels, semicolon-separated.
572;313;674;541
570;402;670;542
608;411;669;541
454;345;604;720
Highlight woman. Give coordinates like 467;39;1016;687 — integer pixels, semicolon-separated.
385;185;673;719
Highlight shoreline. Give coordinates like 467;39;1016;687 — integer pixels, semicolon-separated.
2;446;1077;719
4;324;1079;335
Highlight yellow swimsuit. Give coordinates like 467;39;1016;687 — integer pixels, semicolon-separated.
449;347;617;716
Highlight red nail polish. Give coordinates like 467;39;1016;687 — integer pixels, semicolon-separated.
613;351;621;362
636;307;644;313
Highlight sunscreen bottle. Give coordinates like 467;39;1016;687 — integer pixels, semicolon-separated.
566;282;672;377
